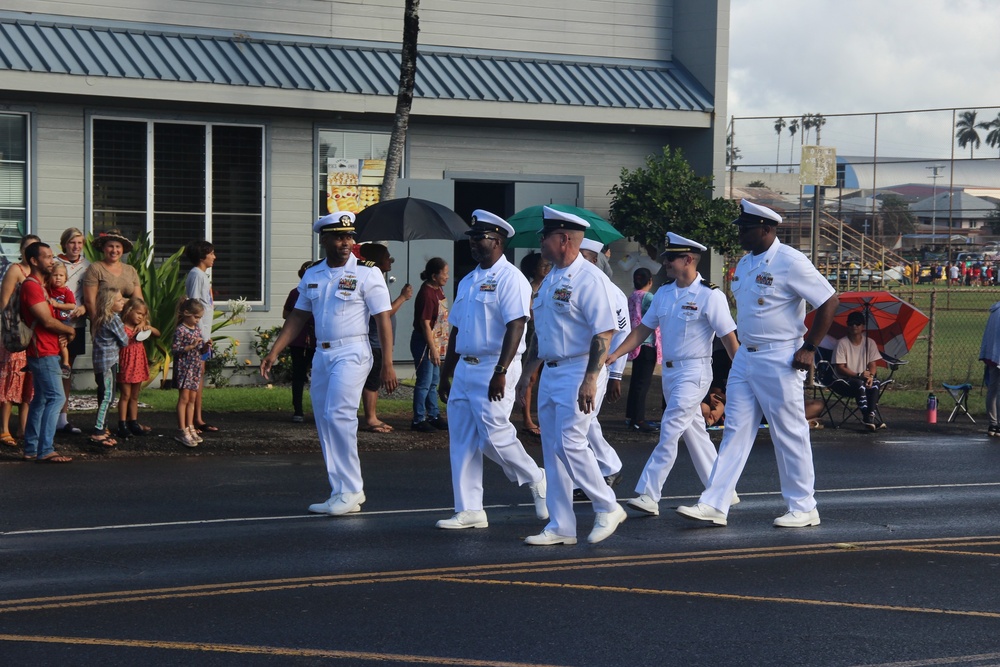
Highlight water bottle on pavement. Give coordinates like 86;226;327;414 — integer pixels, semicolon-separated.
927;393;938;424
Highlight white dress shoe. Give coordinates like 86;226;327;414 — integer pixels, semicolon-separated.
773;508;820;527
436;510;489;529
587;504;627;544
676;503;728;526
731;492;741;506
528;469;549;520
328;490;366;516
626;494;659;516
308;494;341;514
524;529;577;546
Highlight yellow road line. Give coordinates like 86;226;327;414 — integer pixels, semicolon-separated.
2;536;999;615
430;577;1000;620
0;634;568;666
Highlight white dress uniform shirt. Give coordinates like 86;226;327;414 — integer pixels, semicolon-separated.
633;275;736;503
451;255;529;358
730;239;835;347
533;253;619;538
644;274;736;360
295;254;391;341
535;254;616;362
444;255;545;516
293;253;390;498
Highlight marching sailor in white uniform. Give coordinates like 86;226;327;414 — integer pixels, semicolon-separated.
518;207;627;545
436;210;548;529
261;212;397;516
607;232;738;516
677;200;838;528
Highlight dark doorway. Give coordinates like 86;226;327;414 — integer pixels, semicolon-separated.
452;181;514;283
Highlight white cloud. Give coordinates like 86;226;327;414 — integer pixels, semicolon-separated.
728;0;1000;167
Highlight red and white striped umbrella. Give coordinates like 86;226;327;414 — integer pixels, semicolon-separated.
806;291;928;361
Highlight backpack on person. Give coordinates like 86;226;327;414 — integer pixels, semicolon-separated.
1;277;38;353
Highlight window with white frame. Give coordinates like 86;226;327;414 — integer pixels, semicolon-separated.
91;118;265;302
0;113;28;263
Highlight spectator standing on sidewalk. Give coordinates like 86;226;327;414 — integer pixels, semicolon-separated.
980;300;1000;437
410;257;450;432
20;241;77;463
55;227;89;435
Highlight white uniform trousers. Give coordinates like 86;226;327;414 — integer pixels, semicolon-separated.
309;340;373;496
538;358;618;537
700;344;816;514
447;357;543;512
635;358;716;502
586;375;622;477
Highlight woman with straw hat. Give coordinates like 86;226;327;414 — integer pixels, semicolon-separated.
81;229;143;323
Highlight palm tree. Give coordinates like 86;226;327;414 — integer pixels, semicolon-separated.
380;0;420;200
978;112;1000;157
813;113;827;145
773;117;786;173
801;113;814;145
955;110;982;159
787;118;798;171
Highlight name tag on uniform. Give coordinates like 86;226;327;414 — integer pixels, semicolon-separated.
553;286;572;302
338;276;358;291
755;272;774;286
307;283;319;288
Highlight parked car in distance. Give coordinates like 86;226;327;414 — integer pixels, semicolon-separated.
955;252;984;264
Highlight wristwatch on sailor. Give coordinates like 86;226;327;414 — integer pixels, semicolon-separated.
493;364;507;375
802;341;816;352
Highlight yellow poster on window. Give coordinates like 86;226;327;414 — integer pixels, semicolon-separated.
327;158;386;214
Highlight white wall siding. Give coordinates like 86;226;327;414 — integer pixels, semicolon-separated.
12;0;672;62
34;104;87;243
407;123;675;215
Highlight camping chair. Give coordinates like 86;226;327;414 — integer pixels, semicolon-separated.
942;382;975;423
813;349;893;429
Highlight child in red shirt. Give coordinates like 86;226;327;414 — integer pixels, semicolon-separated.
46;263;76;379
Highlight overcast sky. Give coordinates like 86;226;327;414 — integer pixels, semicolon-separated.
727;0;1000;170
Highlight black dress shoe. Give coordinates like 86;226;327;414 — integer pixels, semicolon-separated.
411;421;436;433
429;417;449;430
604;471;623;488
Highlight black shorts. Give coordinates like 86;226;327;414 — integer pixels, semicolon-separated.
364;348;384;392
67;326;86;360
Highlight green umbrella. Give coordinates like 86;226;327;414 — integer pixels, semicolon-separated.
506;204;624;249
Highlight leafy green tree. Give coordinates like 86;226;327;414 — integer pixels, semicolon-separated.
608;146;740;257
747;179;768;188
955;110;982;159
878;194;917;238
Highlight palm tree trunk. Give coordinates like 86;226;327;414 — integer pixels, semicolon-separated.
380;0;420;201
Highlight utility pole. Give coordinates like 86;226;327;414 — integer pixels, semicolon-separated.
926;165;946;250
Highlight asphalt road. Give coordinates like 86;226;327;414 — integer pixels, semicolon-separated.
3;426;1000;666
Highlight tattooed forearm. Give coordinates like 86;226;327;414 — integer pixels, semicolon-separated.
586;333;609;374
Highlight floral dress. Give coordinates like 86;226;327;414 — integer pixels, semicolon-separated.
118;326;150;384
0;263;32;404
172;324;204;391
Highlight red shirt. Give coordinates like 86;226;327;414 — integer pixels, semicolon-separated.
19;277;61;358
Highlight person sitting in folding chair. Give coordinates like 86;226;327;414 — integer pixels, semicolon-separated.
834;311;885;431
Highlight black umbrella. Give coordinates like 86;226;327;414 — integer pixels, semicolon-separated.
354;197;469;242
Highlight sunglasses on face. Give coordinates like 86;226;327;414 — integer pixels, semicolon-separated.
469;233;498;242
